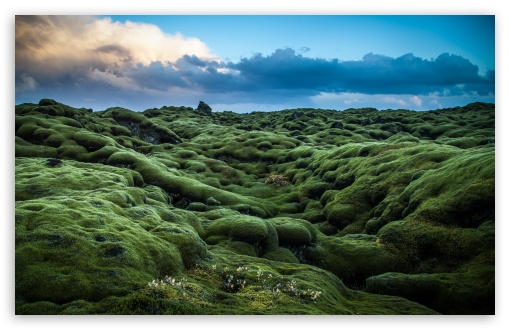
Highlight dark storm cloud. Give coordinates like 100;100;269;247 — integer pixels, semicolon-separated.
126;62;188;91
225;48;494;96
229;48;339;90
179;54;210;67
463;69;495;95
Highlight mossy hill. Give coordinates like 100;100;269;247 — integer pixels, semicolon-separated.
15;99;495;315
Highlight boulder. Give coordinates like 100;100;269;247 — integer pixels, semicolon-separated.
196;101;212;116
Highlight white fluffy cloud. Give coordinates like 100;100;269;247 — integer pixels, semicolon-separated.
383;96;408;107
410;95;423;107
91;18;219;65
15;16;219;86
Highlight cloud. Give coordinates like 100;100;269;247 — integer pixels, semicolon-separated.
410;96;422;107
16;73;38;92
383;96;408;107
344;98;360;105
15;15;218;91
228;48;340;91
88;68;141;92
226;49;494;97
429;99;443;109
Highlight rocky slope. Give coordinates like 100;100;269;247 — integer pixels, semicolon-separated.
15;99;495;314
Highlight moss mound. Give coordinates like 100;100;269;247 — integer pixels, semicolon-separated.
268;217;317;247
366;264;495;315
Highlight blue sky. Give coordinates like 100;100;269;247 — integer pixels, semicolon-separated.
111;15;495;73
15;15;495;112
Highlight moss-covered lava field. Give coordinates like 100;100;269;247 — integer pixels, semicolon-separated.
15;99;495;315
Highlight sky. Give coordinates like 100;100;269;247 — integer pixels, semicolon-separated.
15;15;495;112
14;14;494;113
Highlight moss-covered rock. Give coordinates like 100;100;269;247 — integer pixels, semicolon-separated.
263;248;300;263
268;217;316;247
15;198;186;304
366;264;495;315
305;234;397;288
203;215;278;256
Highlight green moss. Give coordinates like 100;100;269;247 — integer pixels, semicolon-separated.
366;266;495;314
13;159;217;305
183;160;207;173
111;292;202;315
230;215;269;243
385;132;420;143
187;202;207;212
263;248;300;263
78;146;118;163
106;150;143;168
142;185;170;204
366;272;440;307
15;198;187;303
377;220;494;272
268;217;316;247
305;234;396;288
259;220;280;253
16;301;63;315
204;215;278;255
325;203;360;229
55;143;87;160
318;221;339;235
73;130;116;151
399;148;494;227
204;215;268;244
16;144;58;158
217;240;257;257
15;100;494;314
150;223;208;268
